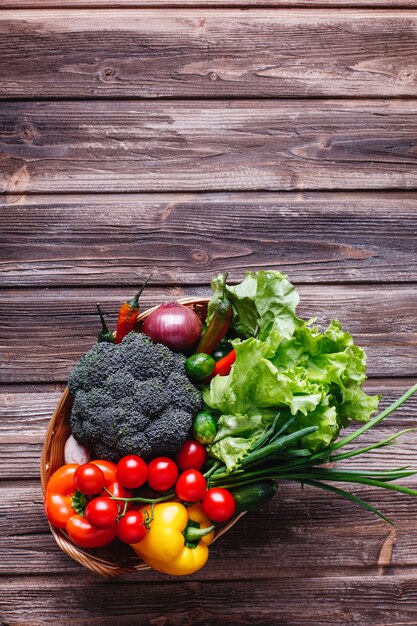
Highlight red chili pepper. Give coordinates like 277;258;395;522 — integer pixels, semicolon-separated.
209;349;236;380
115;274;153;344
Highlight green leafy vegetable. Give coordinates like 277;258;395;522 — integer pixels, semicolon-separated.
203;270;379;468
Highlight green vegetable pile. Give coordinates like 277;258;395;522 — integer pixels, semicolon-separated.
199;270;417;523
68;333;202;462
204;270;379;469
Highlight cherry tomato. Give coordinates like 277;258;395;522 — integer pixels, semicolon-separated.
176;440;207;471
175;469;206;502
85;497;119;529
66;514;117;548
147;457;178;492
202;487;235;522
117;510;147;544
91;459;117;484
74;463;106;495
101;481;133;514
116;455;148;489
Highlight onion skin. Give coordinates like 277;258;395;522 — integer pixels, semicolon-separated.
64;435;92;465
143;301;202;352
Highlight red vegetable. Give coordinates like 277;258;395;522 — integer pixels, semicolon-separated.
210;349;236;380
66;514;117;548
101;481;133;514
175;469;207;502
91;459;118;484
143;301;202;352
74;463;106;495
176;440;207;471
85;497;119;529
44;464;79;529
117;510;147;544
116;455;148;489
147;457;178;492
115;274;153;344
202;487;235;522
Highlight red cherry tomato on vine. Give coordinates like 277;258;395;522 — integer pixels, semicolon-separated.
147;457;178;492
74;463;106;495
66;514;117;548
85;497;119;529
91;459;117;484
101;481;133;514
176;440;207;471
175;469;206;502
117;510;147;544
202;488;235;522
116;455;148;489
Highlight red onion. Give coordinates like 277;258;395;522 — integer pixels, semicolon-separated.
143;301;202;352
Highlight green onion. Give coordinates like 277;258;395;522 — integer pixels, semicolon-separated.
208;383;417;523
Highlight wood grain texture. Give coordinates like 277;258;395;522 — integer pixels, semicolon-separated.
2;100;417;193
1;285;417;383
2;10;417;98
2;1;417;621
3;574;417;625
2;192;417;285
3;1;417;7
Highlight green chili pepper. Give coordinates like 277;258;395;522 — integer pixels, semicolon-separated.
96;303;115;344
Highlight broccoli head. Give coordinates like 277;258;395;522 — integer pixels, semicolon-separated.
69;332;202;462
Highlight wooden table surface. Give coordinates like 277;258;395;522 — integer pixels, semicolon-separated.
1;2;417;624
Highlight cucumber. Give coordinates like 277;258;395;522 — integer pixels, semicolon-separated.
231;480;278;514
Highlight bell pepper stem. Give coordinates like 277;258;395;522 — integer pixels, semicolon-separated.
183;524;215;543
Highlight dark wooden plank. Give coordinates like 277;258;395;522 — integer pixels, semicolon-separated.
2;10;417;99
2;192;417;286
2;100;417;193
3;574;417;625
1;284;416;383
2;380;417;479
3;1;417;7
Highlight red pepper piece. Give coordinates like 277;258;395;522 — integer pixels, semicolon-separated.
208;348;236;381
115;274;152;344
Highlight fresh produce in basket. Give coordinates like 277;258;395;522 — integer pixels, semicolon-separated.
44;270;417;577
68;333;201;462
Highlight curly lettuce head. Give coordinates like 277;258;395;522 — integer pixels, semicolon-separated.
204;271;379;470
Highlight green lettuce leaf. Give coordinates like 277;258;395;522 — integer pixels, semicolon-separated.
209;412;268;471
207;270;302;350
203;270;379;469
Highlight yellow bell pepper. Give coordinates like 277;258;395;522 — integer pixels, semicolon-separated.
130;502;215;576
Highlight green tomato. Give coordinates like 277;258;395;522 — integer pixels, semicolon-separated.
192;411;218;445
185;353;215;382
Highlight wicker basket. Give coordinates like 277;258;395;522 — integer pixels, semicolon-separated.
41;297;244;577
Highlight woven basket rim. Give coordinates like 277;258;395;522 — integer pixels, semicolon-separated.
41;295;243;577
